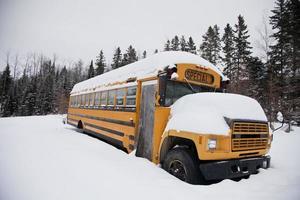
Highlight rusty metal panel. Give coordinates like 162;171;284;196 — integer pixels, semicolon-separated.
135;84;156;160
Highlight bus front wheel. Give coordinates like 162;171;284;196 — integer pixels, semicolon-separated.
163;148;204;184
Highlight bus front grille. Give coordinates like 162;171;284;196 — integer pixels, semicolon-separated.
232;122;269;152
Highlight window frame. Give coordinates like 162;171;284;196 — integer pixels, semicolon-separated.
126;86;137;107
94;92;101;108
116;88;126;107
84;94;89;107
107;90;116;107
89;93;95;108
100;91;108;107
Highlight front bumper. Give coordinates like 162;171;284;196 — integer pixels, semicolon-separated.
199;155;271;180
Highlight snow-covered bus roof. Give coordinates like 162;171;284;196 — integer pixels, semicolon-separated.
71;51;225;95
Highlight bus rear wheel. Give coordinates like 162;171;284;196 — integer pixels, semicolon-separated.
163;148;204;184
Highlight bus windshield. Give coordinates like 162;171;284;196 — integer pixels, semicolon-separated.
164;80;214;106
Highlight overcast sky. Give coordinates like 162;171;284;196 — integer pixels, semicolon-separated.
0;0;275;69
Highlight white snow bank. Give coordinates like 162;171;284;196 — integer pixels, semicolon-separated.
71;51;225;95
0;115;299;200
165;93;268;135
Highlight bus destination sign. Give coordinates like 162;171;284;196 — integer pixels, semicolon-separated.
184;69;214;85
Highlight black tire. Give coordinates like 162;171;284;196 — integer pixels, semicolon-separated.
163;148;205;184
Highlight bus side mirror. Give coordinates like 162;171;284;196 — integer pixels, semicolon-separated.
270;112;285;132
276;112;284;123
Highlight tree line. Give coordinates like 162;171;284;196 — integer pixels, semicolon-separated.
0;0;299;122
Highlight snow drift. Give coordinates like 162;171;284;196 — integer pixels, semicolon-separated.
0;115;299;200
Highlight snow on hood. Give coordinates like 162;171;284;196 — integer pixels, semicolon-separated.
71;51;226;95
165;93;268;136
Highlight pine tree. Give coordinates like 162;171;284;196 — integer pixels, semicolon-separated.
111;47;122;69
171;35;180;51
56;66;71;114
95;50;105;76
200;26;215;63
16;69;29;115
284;0;300;122
127;45;138;63
0;64;13;116
268;0;290;118
164;40;171;51
222;23;235;81
233;15;252;93
247;57;268;104
122;53;129;66
212;25;222;65
35;60;55;115
87;60;95;79
0;64;11;99
269;0;300;121
26;76;37;116
187;37;196;54
122;45;138;66
180;36;187;51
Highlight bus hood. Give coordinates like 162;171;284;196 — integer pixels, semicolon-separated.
165;93;268;136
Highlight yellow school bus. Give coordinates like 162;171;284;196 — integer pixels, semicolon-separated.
67;51;272;184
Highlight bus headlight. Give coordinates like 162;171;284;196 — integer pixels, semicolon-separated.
208;139;217;150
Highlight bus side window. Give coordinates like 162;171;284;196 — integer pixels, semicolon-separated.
85;94;89;107
72;96;75;107
73;96;76;107
81;94;85;108
94;92;100;108
89;93;94;108
77;95;80;107
100;91;108;108
116;88;125;108
78;95;81;108
126;87;136;108
70;96;73;107
108;90;116;108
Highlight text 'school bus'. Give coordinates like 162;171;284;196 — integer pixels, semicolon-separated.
67;51;272;184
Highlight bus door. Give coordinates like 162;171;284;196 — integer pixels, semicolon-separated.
135;79;157;161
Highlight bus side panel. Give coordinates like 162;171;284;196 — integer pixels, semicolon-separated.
67;107;136;150
135;84;156;160
152;107;170;164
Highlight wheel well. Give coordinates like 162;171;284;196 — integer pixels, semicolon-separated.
160;136;198;164
77;120;83;129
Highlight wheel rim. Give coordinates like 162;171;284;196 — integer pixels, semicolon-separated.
169;160;187;181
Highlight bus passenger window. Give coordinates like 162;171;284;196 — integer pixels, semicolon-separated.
116;89;125;107
100;91;108;107
108;90;116;107
126;87;136;107
85;94;89;107
81;95;85;107
76;95;81;107
72;96;75;107
94;92;100;108
89;93;94;108
73;96;76;107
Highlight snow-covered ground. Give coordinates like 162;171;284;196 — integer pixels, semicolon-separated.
0;115;299;200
